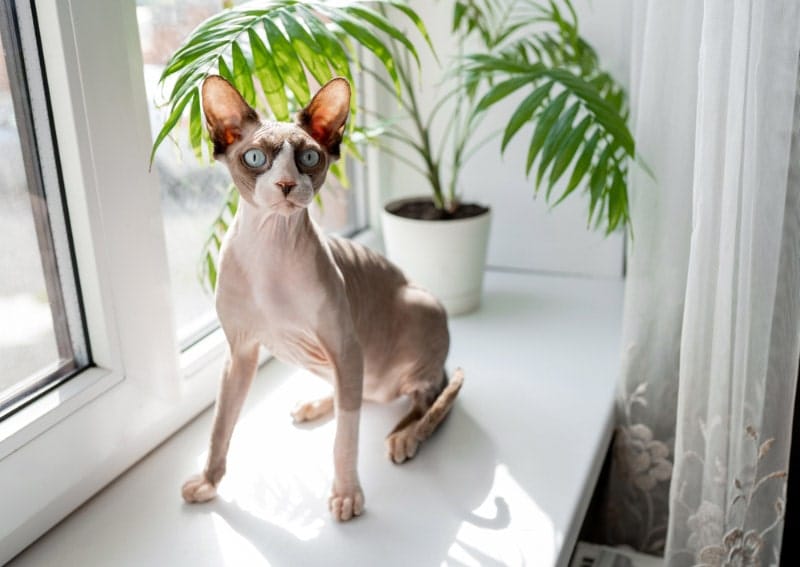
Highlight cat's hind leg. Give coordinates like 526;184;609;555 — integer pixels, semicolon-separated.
386;368;464;464
291;395;334;423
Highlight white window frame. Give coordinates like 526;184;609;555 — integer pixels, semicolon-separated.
0;0;89;419
2;1;222;561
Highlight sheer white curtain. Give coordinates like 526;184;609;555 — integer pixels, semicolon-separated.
667;2;800;564
601;1;800;564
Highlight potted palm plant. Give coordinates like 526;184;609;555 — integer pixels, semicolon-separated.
375;0;635;314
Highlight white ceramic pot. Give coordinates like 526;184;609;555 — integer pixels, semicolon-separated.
381;198;491;316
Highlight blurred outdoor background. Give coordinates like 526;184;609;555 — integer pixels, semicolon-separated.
0;37;59;395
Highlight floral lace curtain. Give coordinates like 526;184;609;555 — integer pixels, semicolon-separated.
599;1;800;565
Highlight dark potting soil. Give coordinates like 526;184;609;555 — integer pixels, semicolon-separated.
386;199;490;221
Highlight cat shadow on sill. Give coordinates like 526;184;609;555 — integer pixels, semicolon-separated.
185;404;505;566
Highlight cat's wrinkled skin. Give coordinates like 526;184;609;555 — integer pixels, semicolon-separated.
181;76;463;521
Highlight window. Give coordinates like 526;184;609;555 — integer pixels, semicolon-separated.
136;0;368;350
0;0;87;418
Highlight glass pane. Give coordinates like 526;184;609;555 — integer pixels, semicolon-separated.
0;29;61;397
137;0;229;346
137;0;364;348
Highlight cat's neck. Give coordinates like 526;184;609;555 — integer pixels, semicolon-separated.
237;199;316;242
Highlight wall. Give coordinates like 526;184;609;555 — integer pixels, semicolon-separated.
373;0;633;278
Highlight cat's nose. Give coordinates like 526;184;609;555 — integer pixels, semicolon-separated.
276;180;296;196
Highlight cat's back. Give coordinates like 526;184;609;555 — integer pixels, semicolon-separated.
326;234;447;332
326;235;407;297
327;235;448;397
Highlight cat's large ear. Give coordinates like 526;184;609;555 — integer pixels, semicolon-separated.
297;77;351;158
202;75;259;157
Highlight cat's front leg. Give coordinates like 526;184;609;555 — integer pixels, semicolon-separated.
330;404;364;521
323;329;365;521
182;340;259;503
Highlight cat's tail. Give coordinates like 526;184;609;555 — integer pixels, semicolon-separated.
415;368;464;440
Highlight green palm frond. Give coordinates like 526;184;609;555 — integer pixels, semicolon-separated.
150;0;433;166
461;0;635;234
198;185;238;293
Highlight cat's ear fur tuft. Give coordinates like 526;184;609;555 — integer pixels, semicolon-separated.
297;78;351;158
202;75;259;157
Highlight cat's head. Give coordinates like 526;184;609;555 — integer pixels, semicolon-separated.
201;75;350;216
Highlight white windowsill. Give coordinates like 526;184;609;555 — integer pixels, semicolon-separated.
8;269;624;567
0;368;122;459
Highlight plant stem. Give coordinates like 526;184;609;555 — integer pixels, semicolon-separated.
394;44;446;209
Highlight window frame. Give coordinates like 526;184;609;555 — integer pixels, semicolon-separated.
0;0;213;560
0;0;88;418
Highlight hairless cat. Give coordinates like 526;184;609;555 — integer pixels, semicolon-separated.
181;76;463;521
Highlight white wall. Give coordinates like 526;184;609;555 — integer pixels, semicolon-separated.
374;0;633;278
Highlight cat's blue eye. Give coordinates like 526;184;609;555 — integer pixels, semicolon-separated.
298;149;320;169
242;148;267;169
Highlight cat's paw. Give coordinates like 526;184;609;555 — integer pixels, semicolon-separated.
291;396;334;423
386;427;420;464
181;474;218;503
328;483;364;521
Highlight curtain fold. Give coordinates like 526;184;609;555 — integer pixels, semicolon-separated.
599;1;800;565
600;0;702;553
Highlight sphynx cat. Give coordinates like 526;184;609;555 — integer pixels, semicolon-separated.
180;76;463;522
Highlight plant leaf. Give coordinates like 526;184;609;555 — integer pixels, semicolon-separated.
169;68;206;109
588;142;613;223
556;128;600;205
205;251;217;291
468;53;540;75
149;88;196;167
189;89;203;160
543;68;634;155
231;41;256;106
501;80;554;152
453;1;467;32
537;100;580;189
607;166;625;233
162;39;227;78
383;0;435;55
344;5;420;68
278;10;332;86
263;17;309;103
248;28;290;121
476;75;539;113
295;6;353;84
548;113;592;188
226;188;239;216
326;10;400;94
217;55;233;82
525;89;569;177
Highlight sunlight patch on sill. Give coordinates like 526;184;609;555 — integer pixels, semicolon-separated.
193;366;331;543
